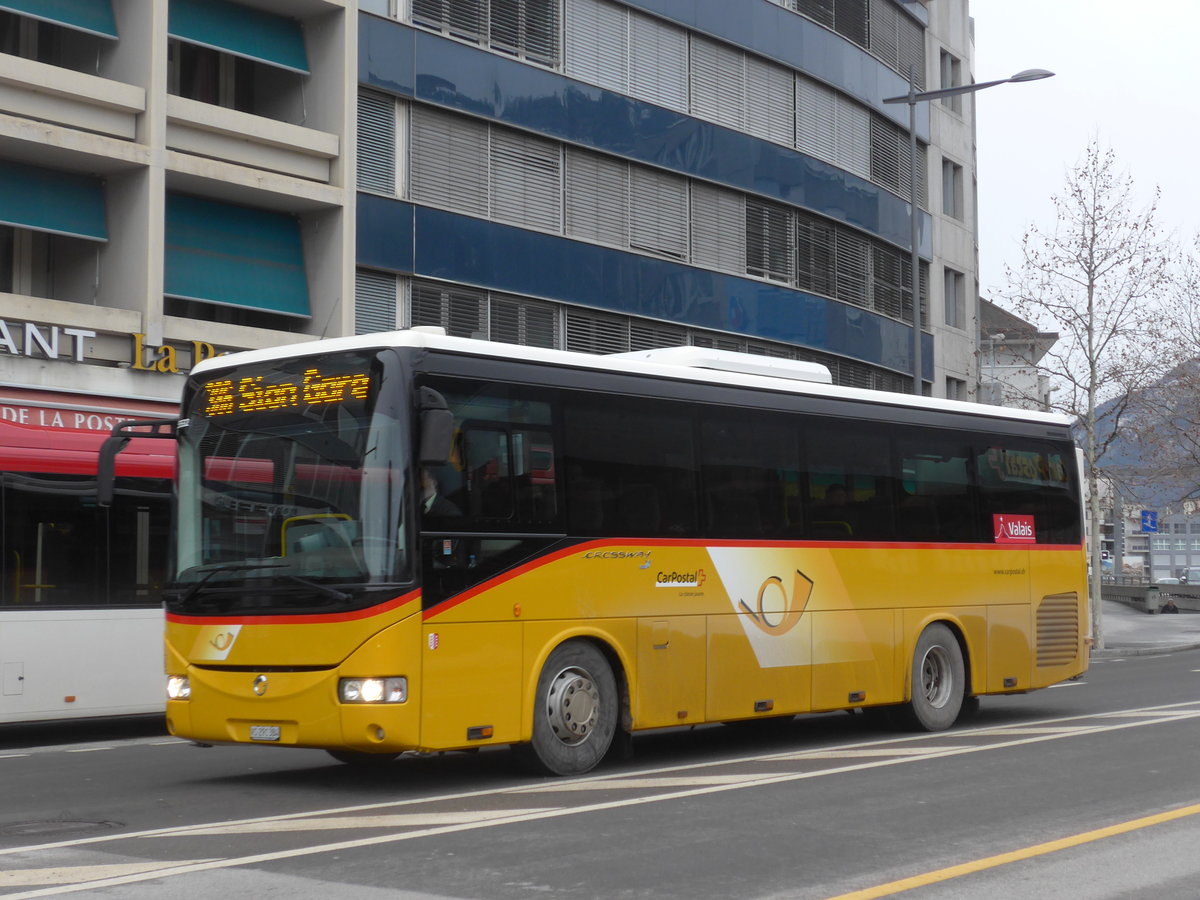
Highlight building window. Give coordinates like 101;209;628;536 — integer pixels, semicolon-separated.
943;267;965;329
945;377;966;401
0;10;107;74
942;159;964;219
414;0;561;68
168;39;256;111
746;199;795;283
940;50;963;114
0;226;53;298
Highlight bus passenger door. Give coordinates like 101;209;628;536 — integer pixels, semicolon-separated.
635;617;706;728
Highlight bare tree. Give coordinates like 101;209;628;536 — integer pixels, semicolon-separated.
1000;140;1174;650
1117;239;1200;504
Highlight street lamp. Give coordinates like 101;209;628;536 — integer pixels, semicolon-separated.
883;68;1054;395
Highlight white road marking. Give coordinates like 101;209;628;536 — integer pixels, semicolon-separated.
6;700;1200;900
772;747;970;759
165;810;556;835
521;775;762;791
0;861;220;887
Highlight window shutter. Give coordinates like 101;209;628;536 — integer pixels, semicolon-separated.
834;95;871;180
693;331;746;352
745;56;793;146
631;319;687;350
355;269;398;335
833;0;869;47
834;229;869;307
411;0;447;30
868;0;899;72
869;115;902;195
490;0;521;54
794;0;834;28
796;77;837;165
411;281;487;337
491;295;559;347
689;35;745;130
410;107;489;216
746;199;794;283
629;167;688;259
566;308;631;354
490;128;561;232
871;244;903;319
565;148;629;246
691;182;745;273
357;90;396;195
564;0;628;93
629;12;687;112
522;0;560;66
897;12;926;90
796;211;835;297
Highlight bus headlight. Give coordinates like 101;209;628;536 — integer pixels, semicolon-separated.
339;677;407;704
167;675;191;700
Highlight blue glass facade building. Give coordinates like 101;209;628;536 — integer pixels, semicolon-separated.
354;0;961;392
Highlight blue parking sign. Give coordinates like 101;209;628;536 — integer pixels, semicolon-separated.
1140;510;1158;533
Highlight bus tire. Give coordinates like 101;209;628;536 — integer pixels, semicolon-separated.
904;623;964;731
326;749;400;767
526;641;618;776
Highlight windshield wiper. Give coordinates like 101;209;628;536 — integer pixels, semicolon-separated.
176;561;288;608
280;574;352;602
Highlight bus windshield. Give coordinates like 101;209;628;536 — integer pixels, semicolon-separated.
172;350;410;612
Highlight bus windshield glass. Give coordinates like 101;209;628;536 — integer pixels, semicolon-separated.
173;351;410;611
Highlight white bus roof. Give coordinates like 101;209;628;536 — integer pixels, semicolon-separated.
190;327;1072;429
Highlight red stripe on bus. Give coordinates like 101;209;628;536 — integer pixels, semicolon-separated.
165;588;421;626
421;537;1085;619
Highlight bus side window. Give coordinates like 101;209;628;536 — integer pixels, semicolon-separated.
896;431;976;543
803;421;894;541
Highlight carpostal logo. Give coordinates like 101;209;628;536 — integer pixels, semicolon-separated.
993;514;1036;544
656;569;707;588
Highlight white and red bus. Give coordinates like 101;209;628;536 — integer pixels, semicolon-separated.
0;389;174;724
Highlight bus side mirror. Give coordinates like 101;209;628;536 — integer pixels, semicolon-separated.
97;419;179;506
417;388;454;465
419;408;454;464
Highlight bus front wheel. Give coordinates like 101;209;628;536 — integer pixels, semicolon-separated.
526;641;618;776
904;623;964;731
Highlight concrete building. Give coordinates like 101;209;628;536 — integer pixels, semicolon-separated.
0;0;988;421
977;297;1058;410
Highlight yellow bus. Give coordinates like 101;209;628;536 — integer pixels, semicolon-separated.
101;330;1087;775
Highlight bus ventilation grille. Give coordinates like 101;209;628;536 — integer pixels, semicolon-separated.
1036;592;1080;667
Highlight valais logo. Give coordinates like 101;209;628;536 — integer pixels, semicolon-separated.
993;514;1036;544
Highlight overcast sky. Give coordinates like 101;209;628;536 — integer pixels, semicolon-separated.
970;1;1198;299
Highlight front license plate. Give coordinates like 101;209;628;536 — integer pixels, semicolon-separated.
249;725;281;742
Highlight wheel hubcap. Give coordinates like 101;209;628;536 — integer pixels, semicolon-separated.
545;665;599;746
920;645;952;709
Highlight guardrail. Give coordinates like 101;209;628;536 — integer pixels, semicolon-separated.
1101;582;1200;613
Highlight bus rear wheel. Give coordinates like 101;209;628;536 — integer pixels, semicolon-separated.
526;641;618;776
904;623;964;731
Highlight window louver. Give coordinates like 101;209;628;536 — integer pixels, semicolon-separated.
564;0;628;93
357;90;396;195
410;107;488;217
565;149;629;247
355;269;398;335
691;183;746;273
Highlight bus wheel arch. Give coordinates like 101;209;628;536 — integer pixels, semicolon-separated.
524;637;624;776
902;621;967;731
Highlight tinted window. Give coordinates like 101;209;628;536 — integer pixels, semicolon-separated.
564;399;697;538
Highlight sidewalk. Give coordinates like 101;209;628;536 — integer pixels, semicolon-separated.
1090;598;1200;657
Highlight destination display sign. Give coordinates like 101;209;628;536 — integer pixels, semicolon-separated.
200;367;372;418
